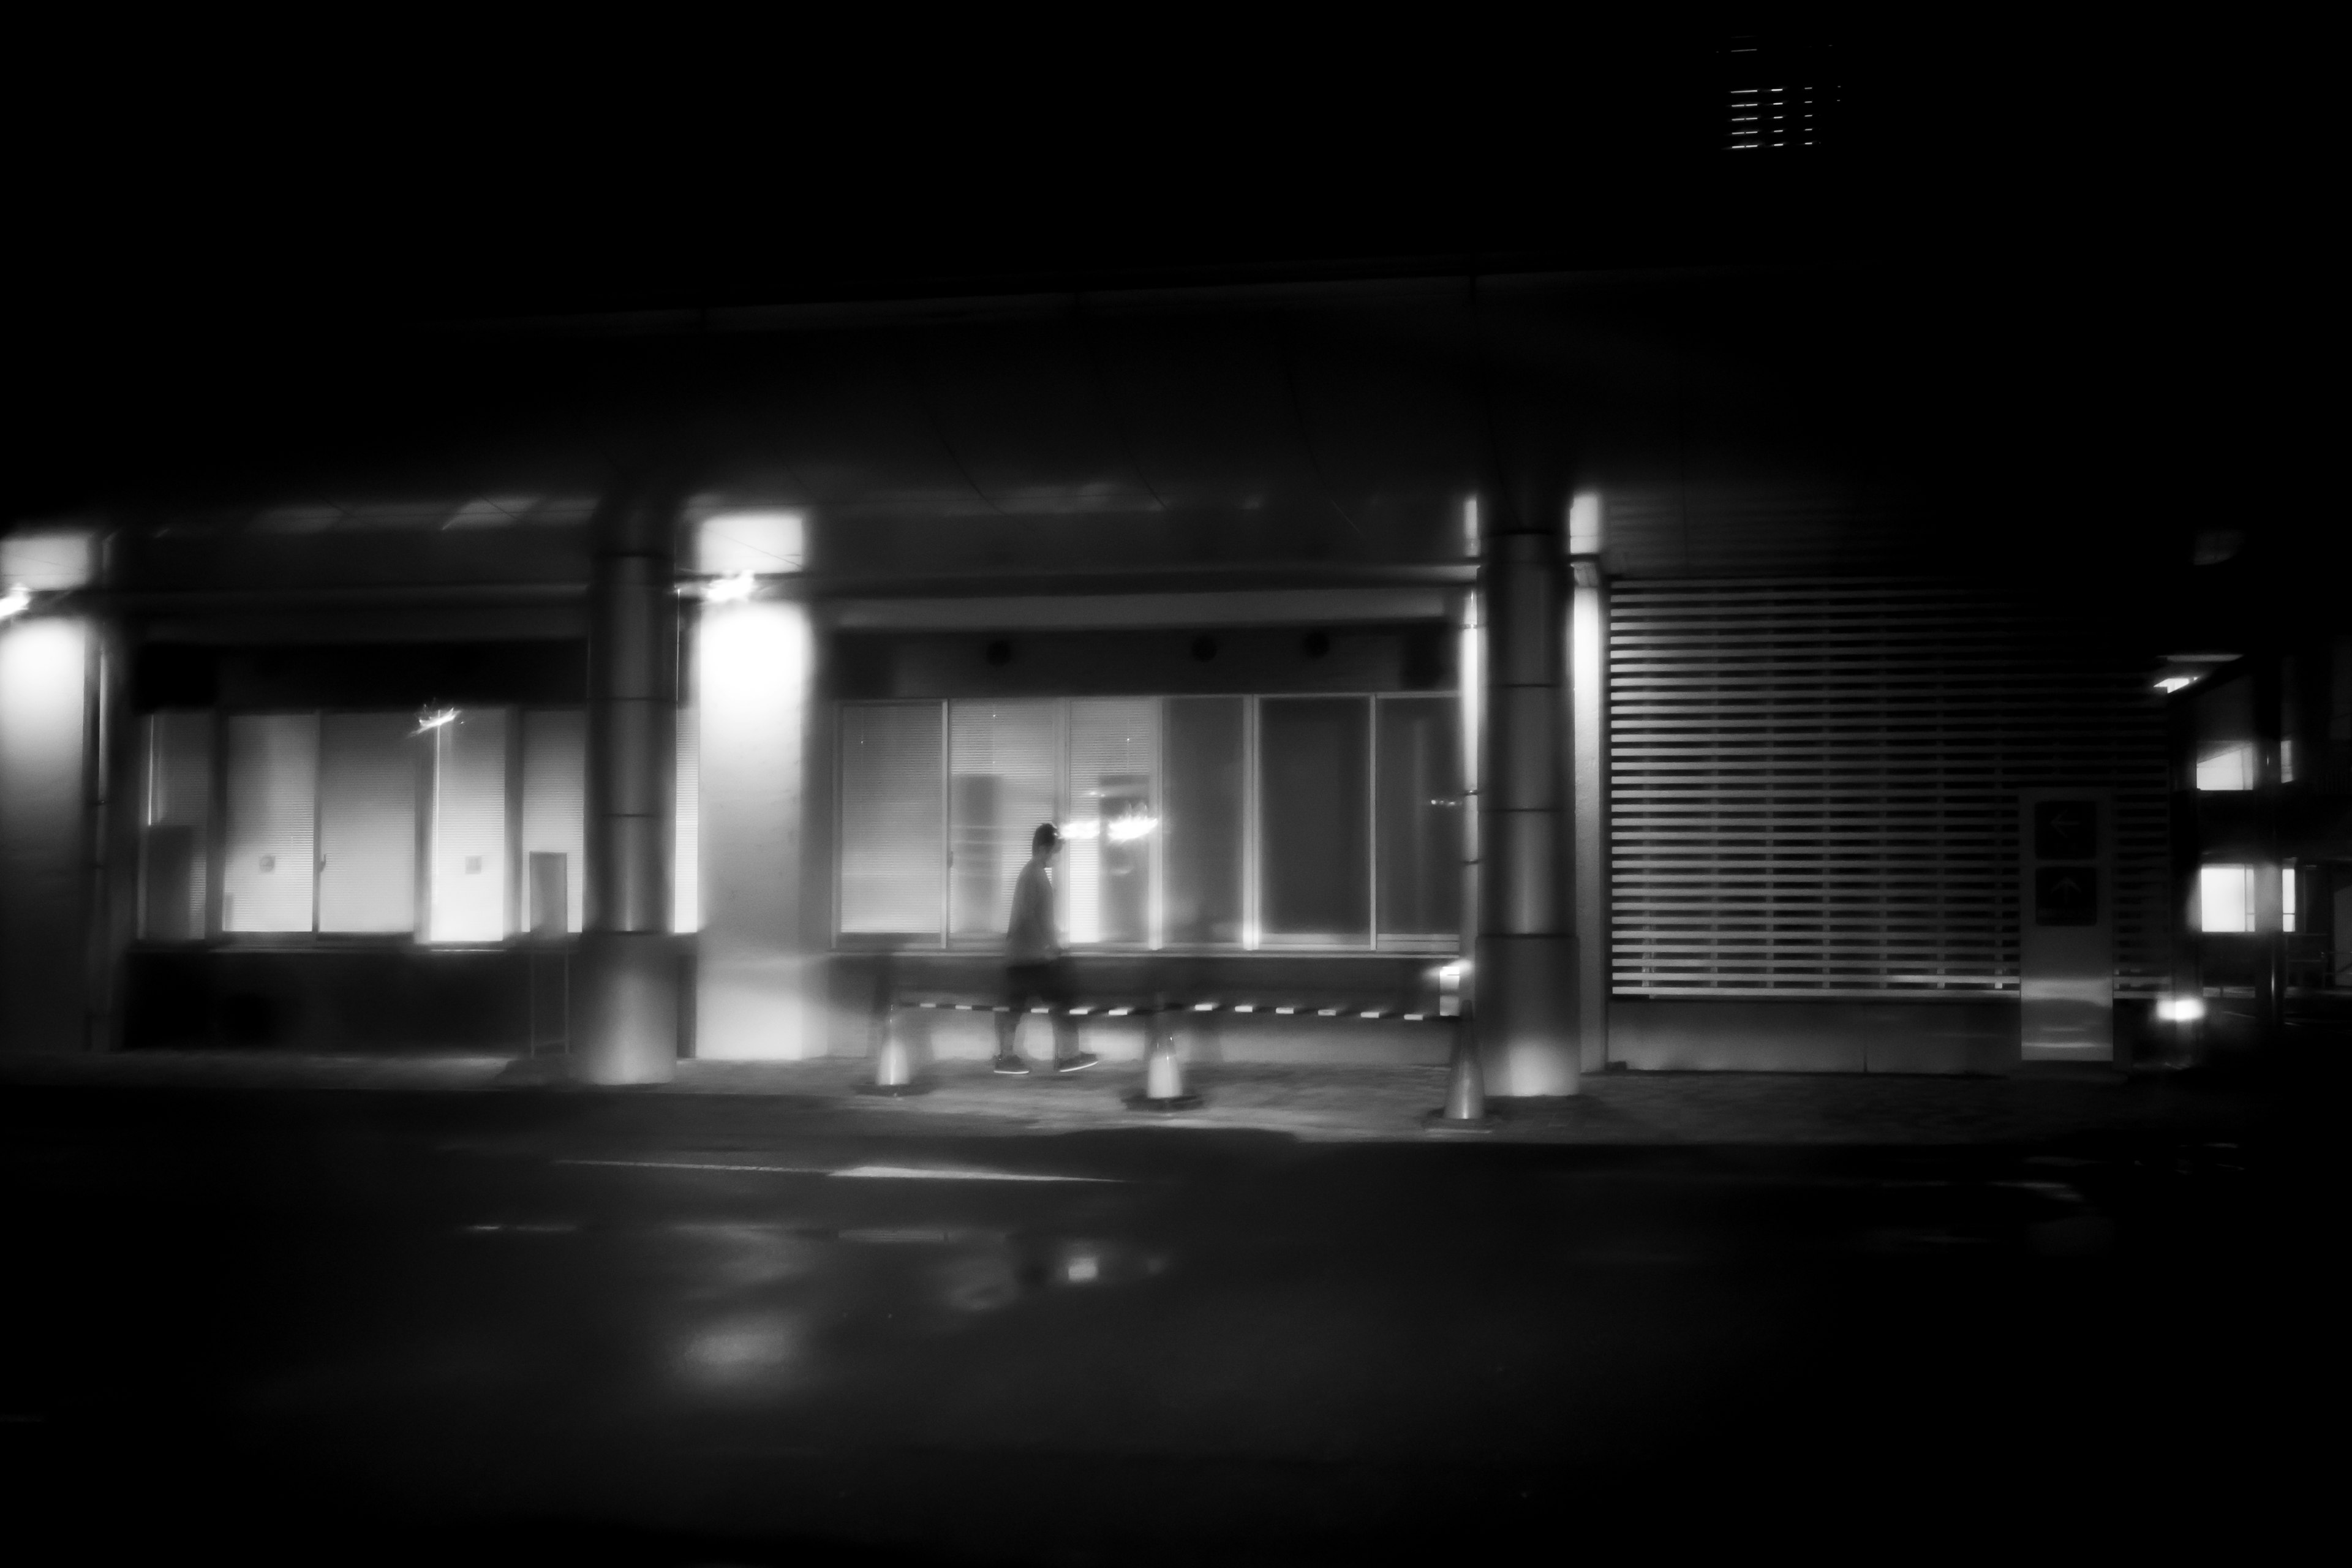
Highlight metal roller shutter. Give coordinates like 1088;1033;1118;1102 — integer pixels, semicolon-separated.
1608;579;2169;1000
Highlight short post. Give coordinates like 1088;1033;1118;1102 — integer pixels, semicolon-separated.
1125;992;1202;1111
1423;1008;1496;1132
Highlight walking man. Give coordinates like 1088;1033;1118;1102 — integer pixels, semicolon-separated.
995;823;1097;1074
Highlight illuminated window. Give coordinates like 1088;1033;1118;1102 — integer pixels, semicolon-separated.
223;714;320;933
949;702;1061;943
1261;698;1372;944
674;701;699;934
2195;744;2254;791
140;712;213;940
1376;696;1463;938
520;710;587;935
152;705;590;943
2282;861;2297;933
837;703;945;938
837;693;1461;952
317;713;418;933
2199;864;2256;934
1163;698;1245;946
1063;699;1158;946
423;709;510;943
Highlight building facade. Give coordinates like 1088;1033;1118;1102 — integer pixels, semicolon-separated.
4;268;2343;1080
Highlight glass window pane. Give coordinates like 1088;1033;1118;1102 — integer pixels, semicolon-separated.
2195;744;2253;791
1261;697;1370;942
222;714;318;933
839;702;944;937
1065;699;1158;946
317;713;418;933
2199;864;2254;933
950;701;1060;941
141;711;212;940
674;699;700;934
1376;696;1462;937
425;708;510;943
1163;697;1245;946
520;709;586;935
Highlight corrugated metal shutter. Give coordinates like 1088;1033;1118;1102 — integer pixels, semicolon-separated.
1608;579;2169;1000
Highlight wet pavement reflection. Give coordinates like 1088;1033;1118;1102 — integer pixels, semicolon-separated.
0;1085;2324;1564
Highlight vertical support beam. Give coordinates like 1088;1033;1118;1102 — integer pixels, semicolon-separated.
2164;688;2206;1066
575;480;682;1085
1569;557;1608;1074
1477;494;1578;1096
91;618;140;1053
0;614;94;1051
1458;586;1480;1005
694;590;818;1057
2253;651;2285;1050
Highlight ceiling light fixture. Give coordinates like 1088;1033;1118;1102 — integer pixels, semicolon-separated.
703;572;758;604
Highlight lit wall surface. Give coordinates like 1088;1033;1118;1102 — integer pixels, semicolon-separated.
694;597;815;1058
0;618;90;1050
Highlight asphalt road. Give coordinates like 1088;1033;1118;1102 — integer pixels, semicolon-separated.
0;1082;2326;1565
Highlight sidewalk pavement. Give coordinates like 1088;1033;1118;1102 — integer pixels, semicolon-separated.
0;1049;2263;1147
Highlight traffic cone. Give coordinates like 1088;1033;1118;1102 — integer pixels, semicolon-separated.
1422;1016;1494;1131
1124;995;1202;1111
858;1003;929;1096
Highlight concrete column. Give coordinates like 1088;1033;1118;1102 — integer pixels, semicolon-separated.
1;614;94;1052
693;592;819;1058
1569;557;1609;1075
1476;504;1579;1096
575;481;682;1084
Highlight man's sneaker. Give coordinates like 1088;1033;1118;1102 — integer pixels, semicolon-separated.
991;1055;1031;1076
1051;1052;1100;1074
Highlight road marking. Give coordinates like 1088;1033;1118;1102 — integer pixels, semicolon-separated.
831;1164;1122;1184
558;1158;831;1175
556;1158;1121;1184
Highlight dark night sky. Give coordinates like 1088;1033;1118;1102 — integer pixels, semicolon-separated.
9;12;2326;628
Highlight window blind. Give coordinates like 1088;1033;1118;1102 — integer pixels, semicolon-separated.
1608;579;2169;999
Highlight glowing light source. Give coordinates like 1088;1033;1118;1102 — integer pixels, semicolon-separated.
413;707;458;734
696;510;805;575
2155;676;2195;693
0;584;28;620
1104;813;1159;845
703;571;757;604
2198;864;2255;933
2157;997;2206;1023
2195;744;2253;791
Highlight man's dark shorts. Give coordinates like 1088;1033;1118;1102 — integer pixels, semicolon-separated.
1005;960;1074;1012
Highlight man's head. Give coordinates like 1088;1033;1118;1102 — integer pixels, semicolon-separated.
1032;822;1061;859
